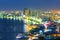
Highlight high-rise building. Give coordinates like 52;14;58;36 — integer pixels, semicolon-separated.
23;8;30;15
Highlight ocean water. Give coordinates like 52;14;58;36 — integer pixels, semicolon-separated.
0;18;24;40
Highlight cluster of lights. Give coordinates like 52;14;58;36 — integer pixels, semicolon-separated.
24;17;42;24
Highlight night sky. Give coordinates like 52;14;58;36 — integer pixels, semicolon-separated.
0;0;60;10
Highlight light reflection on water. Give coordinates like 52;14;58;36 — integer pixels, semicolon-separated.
0;18;25;40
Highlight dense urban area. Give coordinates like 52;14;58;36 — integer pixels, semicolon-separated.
0;8;60;40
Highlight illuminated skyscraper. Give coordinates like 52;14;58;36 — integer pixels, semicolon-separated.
23;8;30;16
